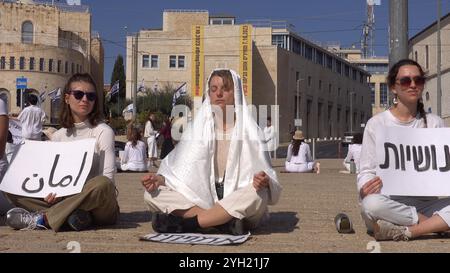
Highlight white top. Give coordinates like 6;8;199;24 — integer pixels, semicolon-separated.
286;142;313;164
52;121;116;183
121;140;147;170
344;144;362;172
0;98;8;180
18;105;46;140
263;125;275;151
144;120;157;138
357;110;444;192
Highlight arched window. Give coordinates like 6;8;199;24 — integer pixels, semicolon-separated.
22;21;34;44
426;92;430;101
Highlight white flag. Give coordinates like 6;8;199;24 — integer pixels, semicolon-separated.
172;83;187;107
66;0;81;5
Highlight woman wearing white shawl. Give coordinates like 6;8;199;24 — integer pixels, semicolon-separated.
141;69;282;234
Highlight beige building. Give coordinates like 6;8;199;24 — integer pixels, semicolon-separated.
327;45;389;116
409;12;450;126
0;0;104;121
126;10;372;142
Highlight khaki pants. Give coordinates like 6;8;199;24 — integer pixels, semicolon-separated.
6;176;120;232
144;184;269;229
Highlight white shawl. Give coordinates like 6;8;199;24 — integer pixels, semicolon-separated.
158;69;282;209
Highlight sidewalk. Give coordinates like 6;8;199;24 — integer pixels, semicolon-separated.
1;159;449;252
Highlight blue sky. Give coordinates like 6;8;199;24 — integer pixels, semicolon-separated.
85;0;450;84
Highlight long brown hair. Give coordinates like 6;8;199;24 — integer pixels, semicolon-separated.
128;127;141;147
59;73;102;129
292;139;304;156
387;59;427;127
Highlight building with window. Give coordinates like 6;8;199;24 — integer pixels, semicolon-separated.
0;0;104;121
327;45;389;116
409;12;450;126
126;10;372;142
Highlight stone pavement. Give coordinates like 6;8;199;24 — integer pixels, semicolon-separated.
1;159;449;253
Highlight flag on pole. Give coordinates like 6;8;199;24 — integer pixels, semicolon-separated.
172;82;187;107
48;88;61;101
39;90;47;103
138;79;145;93
122;103;133;115
66;0;81;5
106;80;119;102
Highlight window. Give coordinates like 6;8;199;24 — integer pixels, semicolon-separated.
425;45;429;69
296;71;300;82
414;51;418;62
336;60;342;74
39;58;44;71
142;54;149;68
71;63;74;74
308;76;312;87
344;65;350;77
29;57;35;70
360;72;364;83
338;87;341;97
178;56;185;68
65;61;68;74
169;55;176;68
369;83;375;105
57;60;61;73
19;57;25;70
380;83;388;106
352;69;357;80
326;55;333;70
305;45;313;61
80;65;83;73
329;84;332;94
10;57;15;69
151;55;158;68
319;80;322;90
76;64;79;73
49;59;53;72
426;91;430;101
0;57;5;70
21;21;33;44
272;35;285;48
316;51;323;66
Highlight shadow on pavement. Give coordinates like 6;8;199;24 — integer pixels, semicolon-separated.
110;211;152;229
253;211;299;234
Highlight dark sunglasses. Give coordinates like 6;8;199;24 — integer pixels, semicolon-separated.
396;76;426;88
69;90;97;101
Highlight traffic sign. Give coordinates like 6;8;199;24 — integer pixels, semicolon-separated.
16;77;27;89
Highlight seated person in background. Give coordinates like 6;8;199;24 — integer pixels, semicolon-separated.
285;130;320;174
343;133;363;173
141;69;282;235
120;127;148;172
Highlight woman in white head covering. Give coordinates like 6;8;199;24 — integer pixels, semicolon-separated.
141;69;282;234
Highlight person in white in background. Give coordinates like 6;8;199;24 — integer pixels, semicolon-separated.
358;59;450;241
5;73;119;232
285;130;320;174
343;132;363;173
144;113;158;167
17;95;46;140
263;116;276;158
0;96;13;215
120;127;148;172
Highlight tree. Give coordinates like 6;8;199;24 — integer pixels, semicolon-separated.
110;54;126;103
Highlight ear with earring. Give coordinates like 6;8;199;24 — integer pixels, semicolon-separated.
392;93;399;106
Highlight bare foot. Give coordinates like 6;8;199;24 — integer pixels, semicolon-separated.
315;162;321;174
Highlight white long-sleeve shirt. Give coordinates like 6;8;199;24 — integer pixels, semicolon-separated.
52;121;116;183
357;110;444;193
18;105;46;140
286;142;313;164
121;140;147;171
144;120;157;138
344;144;362;172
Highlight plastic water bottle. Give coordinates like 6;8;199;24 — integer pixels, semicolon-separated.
350;159;356;174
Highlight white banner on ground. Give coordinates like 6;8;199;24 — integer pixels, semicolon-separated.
0;139;96;198
140;232;250;245
376;127;450;196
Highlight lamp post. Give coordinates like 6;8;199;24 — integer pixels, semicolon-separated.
349;91;355;133
296;79;304;130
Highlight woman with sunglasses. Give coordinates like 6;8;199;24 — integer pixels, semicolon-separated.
357;59;449;241
5;73;119;232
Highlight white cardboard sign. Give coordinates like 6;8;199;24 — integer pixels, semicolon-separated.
0;139;96;198
376;127;450;196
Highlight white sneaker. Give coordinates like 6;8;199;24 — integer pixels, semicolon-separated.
6;208;47;230
374;220;411;241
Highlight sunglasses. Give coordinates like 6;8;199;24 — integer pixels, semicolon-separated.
69;90;97;101
396;76;426;88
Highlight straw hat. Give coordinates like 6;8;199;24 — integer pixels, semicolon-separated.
292;130;305;140
42;127;57;140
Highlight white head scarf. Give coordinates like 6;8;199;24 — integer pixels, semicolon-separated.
158;69;282;209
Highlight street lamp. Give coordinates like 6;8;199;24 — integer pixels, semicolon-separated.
349;91;355;133
296;79;304;130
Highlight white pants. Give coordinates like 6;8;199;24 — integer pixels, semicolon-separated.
285;161;314;173
147;136;158;158
360;194;450;232
144;184;269;229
